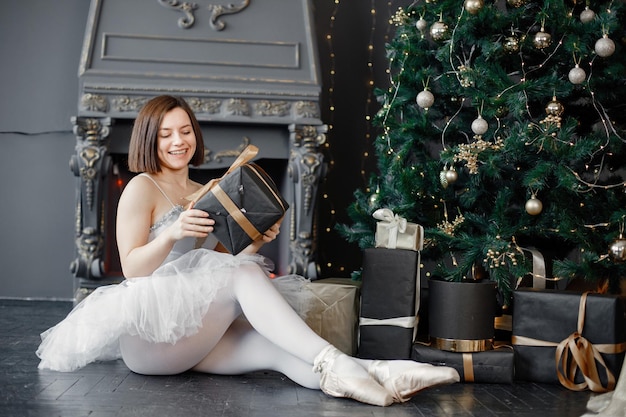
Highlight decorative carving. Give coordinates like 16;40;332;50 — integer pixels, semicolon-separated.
69;117;112;283
80;93;108;112
112;96;148;112
207;0;251;31
225;98;250;116
255;100;291;117
158;0;198;29
287;124;327;277
204;137;251;163
294;101;320;119
75;226;104;279
187;97;222;114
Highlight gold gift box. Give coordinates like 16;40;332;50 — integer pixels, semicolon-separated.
274;277;361;355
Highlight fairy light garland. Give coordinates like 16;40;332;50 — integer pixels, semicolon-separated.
320;0;395;275
361;0;378;187
320;0;340;274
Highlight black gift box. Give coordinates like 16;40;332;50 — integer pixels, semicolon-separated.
411;343;514;384
190;146;288;255
358;248;420;359
428;278;497;352
512;289;626;391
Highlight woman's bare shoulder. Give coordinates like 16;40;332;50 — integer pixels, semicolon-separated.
119;174;160;209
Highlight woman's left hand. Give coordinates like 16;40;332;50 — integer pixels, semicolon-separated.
261;221;281;243
239;217;283;254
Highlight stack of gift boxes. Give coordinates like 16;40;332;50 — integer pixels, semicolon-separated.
298;208;626;392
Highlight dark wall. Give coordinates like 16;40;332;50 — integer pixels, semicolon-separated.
0;0;408;299
314;1;412;278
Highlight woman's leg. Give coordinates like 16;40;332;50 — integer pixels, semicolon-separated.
228;264;329;362
192;317;321;389
120;292;242;375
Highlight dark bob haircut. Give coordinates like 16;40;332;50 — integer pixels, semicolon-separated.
127;95;205;173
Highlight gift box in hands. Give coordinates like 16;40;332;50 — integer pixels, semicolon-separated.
187;145;289;255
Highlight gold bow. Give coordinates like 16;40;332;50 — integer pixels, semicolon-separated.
185;144;259;204
512;291;626;392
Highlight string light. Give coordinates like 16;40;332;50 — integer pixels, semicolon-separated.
319;0;396;276
318;0;340;274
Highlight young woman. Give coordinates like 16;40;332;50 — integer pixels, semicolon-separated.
37;95;459;406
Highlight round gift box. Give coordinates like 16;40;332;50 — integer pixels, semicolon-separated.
428;278;497;352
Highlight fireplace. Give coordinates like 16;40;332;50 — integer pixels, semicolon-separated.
70;0;326;300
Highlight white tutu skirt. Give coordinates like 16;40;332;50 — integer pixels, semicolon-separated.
36;249;269;372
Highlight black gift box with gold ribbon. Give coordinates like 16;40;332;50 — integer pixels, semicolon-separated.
188;145;288;255
411;343;514;384
512;289;626;392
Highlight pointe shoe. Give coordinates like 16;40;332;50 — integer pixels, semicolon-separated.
368;360;460;403
313;345;393;407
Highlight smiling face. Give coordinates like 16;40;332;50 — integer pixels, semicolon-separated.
156;107;197;171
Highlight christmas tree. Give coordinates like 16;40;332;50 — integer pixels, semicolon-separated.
338;0;626;304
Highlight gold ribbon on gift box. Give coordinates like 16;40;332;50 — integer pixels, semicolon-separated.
512;292;626;392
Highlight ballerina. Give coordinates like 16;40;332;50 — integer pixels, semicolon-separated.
37;95;459;406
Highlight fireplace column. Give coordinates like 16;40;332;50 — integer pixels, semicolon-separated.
69;116;112;301
288;124;327;278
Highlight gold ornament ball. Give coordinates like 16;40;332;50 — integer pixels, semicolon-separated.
464;0;484;15
506;0;527;7
496;105;509;118
416;89;435;109
568;65;586;84
525;197;543;215
430;21;449;42
580;7;596;23
533;30;552;49
445;169;458;184
545;97;564;117
503;36;520;53
368;192;380;208
609;238;626;262
595;35;616;58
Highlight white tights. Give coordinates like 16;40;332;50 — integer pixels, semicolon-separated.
120;264;346;389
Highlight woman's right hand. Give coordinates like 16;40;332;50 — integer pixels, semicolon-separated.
173;202;215;240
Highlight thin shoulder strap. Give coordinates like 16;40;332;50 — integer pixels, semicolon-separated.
137;173;176;208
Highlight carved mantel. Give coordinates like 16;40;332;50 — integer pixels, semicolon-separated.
72;0;325;299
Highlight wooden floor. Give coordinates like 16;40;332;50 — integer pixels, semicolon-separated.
0;299;597;417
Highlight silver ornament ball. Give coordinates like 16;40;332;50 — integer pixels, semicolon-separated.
580;7;596;23
525;197;543;215
595;35;616;58
471;116;489;135
416;17;428;33
416;89;435;109
609;238;626;262
568;65;586;84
